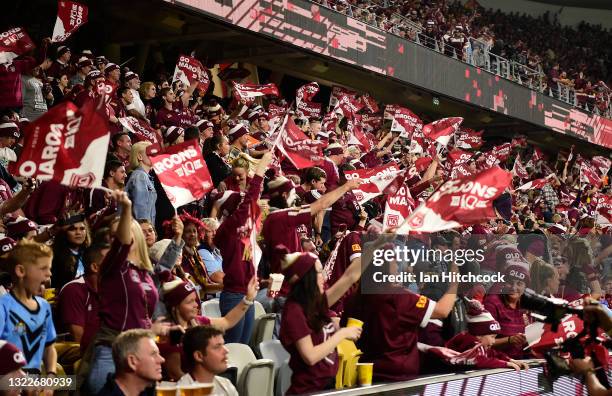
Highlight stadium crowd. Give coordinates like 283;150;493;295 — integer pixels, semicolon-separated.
0;22;611;396
314;0;612;116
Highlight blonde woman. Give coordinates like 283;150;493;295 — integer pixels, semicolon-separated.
125;141;157;224
529;258;559;296
86;191;179;394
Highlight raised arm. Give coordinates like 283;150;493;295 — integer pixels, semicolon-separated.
309;179;361;217
114;190;133;245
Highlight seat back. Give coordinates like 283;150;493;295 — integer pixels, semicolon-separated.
259;340;292;396
250;313;277;355
201;298;221;318
254;300;266;319
225;343;257;380
238;359;274;396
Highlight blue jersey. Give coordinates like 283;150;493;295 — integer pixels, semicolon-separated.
0;292;56;369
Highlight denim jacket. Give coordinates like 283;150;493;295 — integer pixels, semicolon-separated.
126;166;157;224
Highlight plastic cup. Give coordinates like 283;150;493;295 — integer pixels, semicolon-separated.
357;362;374;386
346;317;364;328
155;383;177;396
178;383;214;396
268;273;285;297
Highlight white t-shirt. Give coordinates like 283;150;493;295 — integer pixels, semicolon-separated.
177;373;239;396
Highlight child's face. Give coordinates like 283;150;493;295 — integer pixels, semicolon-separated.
17;257;52;294
477;334;497;347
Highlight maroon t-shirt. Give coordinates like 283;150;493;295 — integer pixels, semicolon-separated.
155;102;195;129
319;159;339;191
280;299;338;395
483;294;527;359
330;191;360;235
344;289;435;381
262;205;312;295
324;232;362;315
98;238;158;331
214;175;264;294
57;275;100;353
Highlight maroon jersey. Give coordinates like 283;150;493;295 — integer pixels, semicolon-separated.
262;205;312;296
280;299;338;395
483;294;527;359
98;238;158;331
57;276;100;353
155;102;195;129
445;331;510;369
345;289;435;381
324;232;362;315
319;159;339;191
330;191;360;235
214;175;264;294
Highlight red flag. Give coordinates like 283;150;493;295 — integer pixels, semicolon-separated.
268;104;286;118
516;174;554;191
10;99;109;187
397;167;512;233
580;160;602;186
415;157;433;172
448;149;473;167
511;135;527;148
512;154;529;179
347;115;372;151
455;128;483;149
525;315;584;357
329;85;357;108
450;163;474;179
344;163;405;204
423;117;463;146
492;143;512;162
296;100;322;118
51;0;88;43
277;116;325;169
593;193;612;223
335;94;364;119
150;139;213;208
361;114;383;132
409;127;426;153
232;82;279;104
172;55;209;93
391;106;423;138
0;27;35;65
296;82;319;105
592;156;611;176
358;93;379;114
118;116;161;145
383;182;415;231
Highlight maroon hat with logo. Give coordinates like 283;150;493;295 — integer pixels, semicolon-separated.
465;299;501;336
6;216;38;239
505;260;530;284
163;126;185;145
227;123;249;143
0;122;20;139
162;279;198;308
124;71;139;82
0;341;26;375
77;57;94;69
278;246;318;284
104;63;120;75
0;237;16;254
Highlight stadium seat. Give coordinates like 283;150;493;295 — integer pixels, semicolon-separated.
225;343;274;396
250;313;277;356
201;298;221;318
254;300;266;319
259;340;292;396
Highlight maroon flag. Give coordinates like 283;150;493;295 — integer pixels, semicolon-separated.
150;140;213;208
335;94;364;119
296;82;319;105
329;85;357;108
415;157;433;172
277;116;325;169
593;193;612;223
384;104;401;120
448;149;473;167
172;55;209;93
391;106;423;138
296;100;322;118
321;112;338;133
455;128;483;149
511;135;527;148
358;93;379;114
10;99;110;187
580;160;601;186
492;143;512;162
51;1;88;43
450;163;474;179
423;117;463;146
347;115;373;151
268;104;286;118
528;147;544;168
397;167;512;233
383;182;415;231
118;116;161;145
361;114;383;132
233;82;279;104
0;27;35;65
592;156;611;176
516;174;554;191
409;127;426;153
512;154;529;179
343;163;404;204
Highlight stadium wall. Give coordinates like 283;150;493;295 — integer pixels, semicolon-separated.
166;0;612;149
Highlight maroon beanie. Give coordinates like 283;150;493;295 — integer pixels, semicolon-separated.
6;217;38;239
0;237;16;254
277;246;318;284
163;126;185;145
104;63;120;75
465;299;501;336
228;124;249;143
505;260;530;285
196;119;214;132
162;279;198;309
0;122;20;139
526;239;545;257
267;176;294;196
0;341;26;375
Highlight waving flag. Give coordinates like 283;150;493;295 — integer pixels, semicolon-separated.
150;140;213;208
276;116;324;169
51;1;88;43
358;93;379;114
172;55;210;92
448;149;473;167
118;116;160;144
423;117;463;146
335;94;364;119
516;174;554;191
329;85;357;108
343;163;405;205
383;182;415;231
397;167;512;233
390;106;423;138
455;128;483;149
232;82;279;103
296;82;319;105
580;159;602;186
512;154;529;179
0;27;35;65
592;156;611;176
11;99;109;187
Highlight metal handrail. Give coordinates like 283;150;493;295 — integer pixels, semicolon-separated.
310;0;612;118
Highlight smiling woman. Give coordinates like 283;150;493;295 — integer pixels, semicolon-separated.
51;214;91;289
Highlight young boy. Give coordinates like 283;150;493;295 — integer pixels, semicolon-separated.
0;240;57;374
445;299;529;371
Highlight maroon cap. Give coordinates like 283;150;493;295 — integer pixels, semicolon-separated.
195;119;214;132
325;143;344;156
0;341;26;375
85;70;104;85
6;216;38;239
163;126;185;145
465;299;501;336
56;46;70;58
77;57;93;68
227;124;249;143
162;279;198;309
0;122;20;139
0;237;16;254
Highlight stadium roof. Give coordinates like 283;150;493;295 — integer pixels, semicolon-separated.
531;0;612;10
